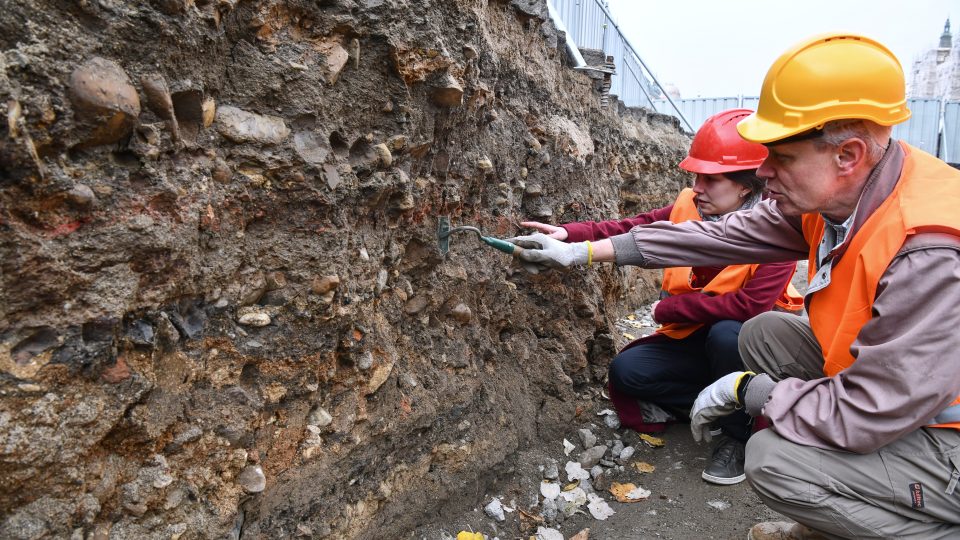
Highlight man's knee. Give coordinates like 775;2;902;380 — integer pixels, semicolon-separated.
740;312;790;372
744;429;809;500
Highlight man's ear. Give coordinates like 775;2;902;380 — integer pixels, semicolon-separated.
836;138;868;176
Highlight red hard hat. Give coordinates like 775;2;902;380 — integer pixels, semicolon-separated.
679;109;768;175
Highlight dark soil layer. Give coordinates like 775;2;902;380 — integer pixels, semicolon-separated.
0;1;690;537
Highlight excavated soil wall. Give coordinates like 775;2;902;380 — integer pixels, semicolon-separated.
0;0;689;537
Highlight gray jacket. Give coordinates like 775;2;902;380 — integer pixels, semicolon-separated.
610;142;960;453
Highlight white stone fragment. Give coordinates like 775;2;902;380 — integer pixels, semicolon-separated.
587;493;615;520
484;498;505;521
707;499;731;510
539;481;561;500
562;438;575;456
534;527;564;540
558;487;587;516
565;461;590;482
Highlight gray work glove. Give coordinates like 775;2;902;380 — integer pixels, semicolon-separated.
506;233;590;273
690;371;755;442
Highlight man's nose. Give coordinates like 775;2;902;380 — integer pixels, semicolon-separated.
756;158;775;180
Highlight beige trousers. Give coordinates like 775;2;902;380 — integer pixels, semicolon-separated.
739;312;960;539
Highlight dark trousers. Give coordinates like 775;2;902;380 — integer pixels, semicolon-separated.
608;320;751;442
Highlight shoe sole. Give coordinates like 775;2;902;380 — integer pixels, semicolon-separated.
701;470;746;485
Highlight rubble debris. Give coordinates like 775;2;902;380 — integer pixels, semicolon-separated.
586;493;614;520
564;461;590;482
534;527;563;540
577;428;596;449
578;445;606;469
483;498;505;521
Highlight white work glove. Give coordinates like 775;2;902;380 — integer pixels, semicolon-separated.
519;221;569;240
507;232;589;273
690;371;755;442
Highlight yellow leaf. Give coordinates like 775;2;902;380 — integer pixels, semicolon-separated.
457;532;485;540
609;482;649;503
563;480;580;491
623;333;636;340
639;433;665;448
626;314;636;320
632;461;656;473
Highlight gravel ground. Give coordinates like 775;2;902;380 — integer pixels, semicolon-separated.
413;293;804;540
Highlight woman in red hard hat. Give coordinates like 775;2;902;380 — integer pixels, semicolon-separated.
520;109;801;486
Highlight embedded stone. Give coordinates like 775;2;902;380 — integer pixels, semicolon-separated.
215;105;289;145
69;57;141;146
404;295;430;315
320;40;349;85
238;465;266;493
357;351;374;370
476;157;493;172
307;406;333;427
449;303;472;324
237;309;271;327
373;143;392;167
65;184;97;208
430;73;464;107
311;275;340;295
293;131;330;165
140;73;180;141
386;135;407;152
201;98;216;127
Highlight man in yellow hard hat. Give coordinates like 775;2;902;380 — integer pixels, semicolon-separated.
510;33;960;539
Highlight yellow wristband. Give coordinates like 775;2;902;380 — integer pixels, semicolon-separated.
586;240;593;267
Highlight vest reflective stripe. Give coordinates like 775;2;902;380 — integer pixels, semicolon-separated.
803;142;960;430
658;189;759;339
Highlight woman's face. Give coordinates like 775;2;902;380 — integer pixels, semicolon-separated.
692;173;751;216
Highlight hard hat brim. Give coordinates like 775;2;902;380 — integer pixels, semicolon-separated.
678;155;763;175
735;112;805;144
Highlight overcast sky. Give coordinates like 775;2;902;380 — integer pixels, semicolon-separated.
604;0;956;99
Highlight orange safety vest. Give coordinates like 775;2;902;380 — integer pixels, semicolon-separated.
658;189;803;339
803;142;960;429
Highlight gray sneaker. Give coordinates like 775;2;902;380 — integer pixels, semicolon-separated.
702;435;746;485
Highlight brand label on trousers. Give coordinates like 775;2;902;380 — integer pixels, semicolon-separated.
909;482;925;508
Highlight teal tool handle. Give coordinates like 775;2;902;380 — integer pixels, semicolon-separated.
480;236;517;255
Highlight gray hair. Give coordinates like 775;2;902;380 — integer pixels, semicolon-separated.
813;119;891;166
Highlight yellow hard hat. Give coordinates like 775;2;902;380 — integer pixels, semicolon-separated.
738;33;911;144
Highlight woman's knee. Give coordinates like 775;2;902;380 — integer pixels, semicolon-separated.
706;320;743;350
609;353;656;394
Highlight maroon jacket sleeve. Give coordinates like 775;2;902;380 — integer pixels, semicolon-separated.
561;205;674;242
654;261;797;324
